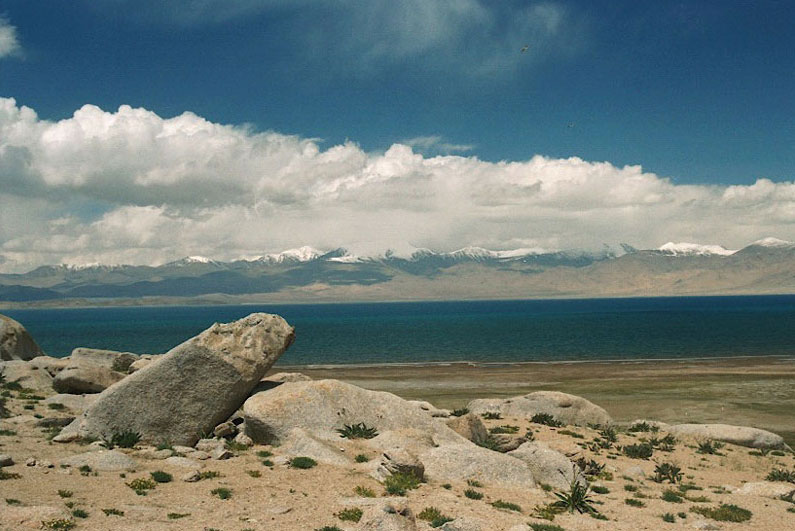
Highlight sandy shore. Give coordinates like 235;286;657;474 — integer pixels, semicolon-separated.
280;355;795;447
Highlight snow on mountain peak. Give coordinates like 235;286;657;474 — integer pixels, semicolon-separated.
750;237;793;248
261;246;324;263
658;242;736;256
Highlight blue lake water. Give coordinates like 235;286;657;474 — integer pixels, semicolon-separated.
3;296;794;366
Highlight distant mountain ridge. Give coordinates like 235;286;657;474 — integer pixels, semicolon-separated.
0;239;793;305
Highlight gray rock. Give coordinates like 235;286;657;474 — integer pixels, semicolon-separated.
628;419;670;431
195;438;224;452
35;416;75;428
213;421;237;438
137;448;173;460
127;355;161;374
0;454;13;466
446;414;489;445
623;465;646;479
25;457;36;466
508;441;584;490
381;448;425;480
52;348;138;394
278;427;351;466
467;391;612;427
182;470;201;482
43;393;97;412
192;450;211;460
164;456;202;468
172;445;195;454
408;400;450;418
666;423;789;450
440;517;485;531
0;314;45;361
0;359;53;391
27;356;70;377
733;481;795;498
56;313;295;446
357;501;417;531
251;371;312;393
60;450;137;471
233;432;253;447
421;443;536;489
211;447;233;460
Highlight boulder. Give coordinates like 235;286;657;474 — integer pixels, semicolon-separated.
446;414;489;445
60;450;137;471
251;371;312;393
666;423;790;450
380;448;425;480
27;356;70;377
467;391;612;427
56;313;295;446
43;393;97;412
278;428;351;466
357;501;417;531
408;400;451;418
508;441;584;490
0;314;44;361
0;454;13;466
0;503;71;530
732;481;795;498
421;443;536;488
52;348;139;394
0;359;53;392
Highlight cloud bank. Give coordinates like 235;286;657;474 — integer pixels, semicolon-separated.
0;97;793;272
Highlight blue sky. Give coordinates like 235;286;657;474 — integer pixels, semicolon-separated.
2;0;792;185
0;1;793;270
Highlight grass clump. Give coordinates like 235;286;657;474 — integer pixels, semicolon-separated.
0;429;17;436
491;499;522;512
451;407;469;417
150;470;172;483
5;498;21;505
489;425;519;434
696;440;724;455
591;485;609;494
107;430;141;449
653;462;683;484
625;498;645;507
102;508;124;516
354;454;370;463
551;474;597;515
167;512;190;519
71;509;88;518
529;524;565;531
661;489;683;503
126;477;156;495
766;468;795;483
224;439;249;452
418;507;453;527
662;512;675;523
315;527;343;531
481;412;502;420
691;504;752;522
246;469;261;478
289;456;318;469
628;421;654;432
531;413;563;427
256;450;273;458
155;441;173;451
198;470;221;480
0;469;22;480
353;485;375;497
466;479;483;487
41;519;76;530
623;484;638;492
57;490;73;498
335;507;363;522
384;471;421;496
558;429;584;439
78;465;92;476
464;488;483;500
336;422;378;439
623;443;653;459
211;487;232;500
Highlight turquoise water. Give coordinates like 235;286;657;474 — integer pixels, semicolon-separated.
4;296;794;366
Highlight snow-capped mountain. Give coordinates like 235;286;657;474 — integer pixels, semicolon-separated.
657;242;737;256
749;237;794;248
249;246;325;264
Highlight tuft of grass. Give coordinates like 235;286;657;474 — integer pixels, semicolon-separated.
155;441;173;451
766;468;795;483
466;479;483;487
289;456;317;469
696;440;724;455
41;519;76;530
71;509;88;518
384;471;421;496
335;507;363;522
198;470;221;480
126;477;156;495
0;429;17;436
442;483;452;490
491;499;522;512
691;504;752;522
551;475;597;514
481;412;502;420
58;490;73;498
464;489;483;500
225;439;249;452
418;507;453;527
211;487;232;500
315;527;343;531
246;470;261;478
353;485;375;497
47;403;66;410
625;498;645;507
256;450;273;458
150;470;172;483
5;498;21;505
336;422;378;439
102;508;124;516
685;495;711;503
653;462;683;484
591;485;609;494
0;469;22;480
261;459;274;467
354;454;370;463
661;489;683;503
662;512;675;523
558;429;584;439
167;512;190;519
531;413;563;427
529;524;565;531
628;422;653;432
489;425;520;434
623;443;653;459
623;484;638;492
451;408;469;417
575;457;605;477
107;430;141;449
78;465;92;476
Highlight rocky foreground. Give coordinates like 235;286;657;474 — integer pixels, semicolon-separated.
1;313;794;530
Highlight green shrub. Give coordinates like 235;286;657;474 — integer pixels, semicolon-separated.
591;485;609;494
691;504;752;522
491;499;522;512
696;440;723;455
150;470;172;483
262;459;274;467
529;524;564;531
653;463;683;484
451;408;469;417
5;498;21;505
225;439;249;452
575;457;605;477
41;519;76;530
623;443;653;459
0;429;17;436
623;484;638;492
289;456;317;469
418;506;453;527
677;511;687;518
315;527;343;531
531;413;563;427
126;477;156;495
335;507;363;522
353;485;375;497
558;429;584;439
489;425;519;434
57;490;73;498
354;454;370;463
661;489;683;503
246;470;261;478
336;422;378;439
551;477;597;514
384;471;421;495
464;489;483;500
466;479;482;487
256;450;273;458
599;426;618;442
625;498;645;507
79;465;92;476
0;470;22;480
628;422;653;432
662;512;675;523
766;468;795;483
102;508;124;516
211;487;232;500
167;513;190;519
481;412;501;420
71;509;88;518
198;470;221;480
107;430;141;449
155;441;173;451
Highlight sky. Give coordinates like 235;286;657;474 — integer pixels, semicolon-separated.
0;0;793;272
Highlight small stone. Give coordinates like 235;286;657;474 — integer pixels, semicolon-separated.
181;470;201;482
692;521;721;530
173;445;195;454
89;440;108;450
38;460;54;468
191;451;211;460
25;457;37;467
214;421;237;438
234;432;253;447
0;454;13;467
211;448;233;460
623;465;645;478
195;438;223;453
165;456;201;468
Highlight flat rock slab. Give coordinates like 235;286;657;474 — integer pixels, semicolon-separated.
60;450;138;471
467;391;612;427
666;423;789;449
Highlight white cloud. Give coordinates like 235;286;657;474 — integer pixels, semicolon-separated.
0;97;793;272
0;17;20;58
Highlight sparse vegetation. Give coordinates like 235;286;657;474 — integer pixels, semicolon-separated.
766;468;795;483
167;512;190;519
211;487;232;499
481;412;502;420
529;524;564;531
662;512;676;523
491;499;522;512
256;450;273;458
336;422;378;439
224;439;249;452
58;490;73;498
418;506;453;527
623;443;653;459
691;504;752;522
451;408;469;416
107;430;141;449
79;465;92;476
0;429;17;436
246;469;261;478
198;470;221;480
353;485;375;497
551;474;597;514
696;440;724;455
628;422;654;432
41;519;76;530
289;456;318;469
150;470;172;483
591;485;609;494
531;413;563;427
558;429;584;439
575;457;605;477
0;469;22;480
335;507;363;522
384;471;421;495
661;489;683;503
126;477;157;495
354;454;370;463
466;478;483;487
625;498;645;507
48;403;66;410
653;462;683;484
71;508;88;518
489;424;519;434
464;488;483;500
102;508;125;516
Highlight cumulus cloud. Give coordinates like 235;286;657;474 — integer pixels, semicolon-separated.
0;17;20;58
0;97;793;272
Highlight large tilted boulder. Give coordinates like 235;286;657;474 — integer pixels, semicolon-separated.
467;391;612;427
0;314;45;361
52;348;139;394
244;379;538;488
0;359;53;392
508;441;585;490
666;423;790;450
55;313;295;446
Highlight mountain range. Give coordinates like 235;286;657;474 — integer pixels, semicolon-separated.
0;238;793;307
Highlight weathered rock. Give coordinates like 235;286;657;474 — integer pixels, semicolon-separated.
25;457;36;466
490;432;531;453
666;423;789;450
252;371;312;393
164;456;202;468
0;454;13;466
35;416;75;428
211;447;233;460
278;427;351;466
137;448;173;460
52;348;138;394
380;448;425;480
623;465;646;479
192;450;211;460
195;438;224;453
56;313;295;446
0;314;44;361
182;470;201;482
408;400;451;418
27;356;70;377
508;441;584;490
214;421;237;438
467;391;612;427
173;445;195;454
43;393;97;412
357;501;417;531
692;521;721;530
127;354;161;374
440;517;486;531
421;443;536;488
234;432;253;447
0;359;53;391
60;450;137;471
732;481;795;498
446;414;489;445
0;503;71;530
